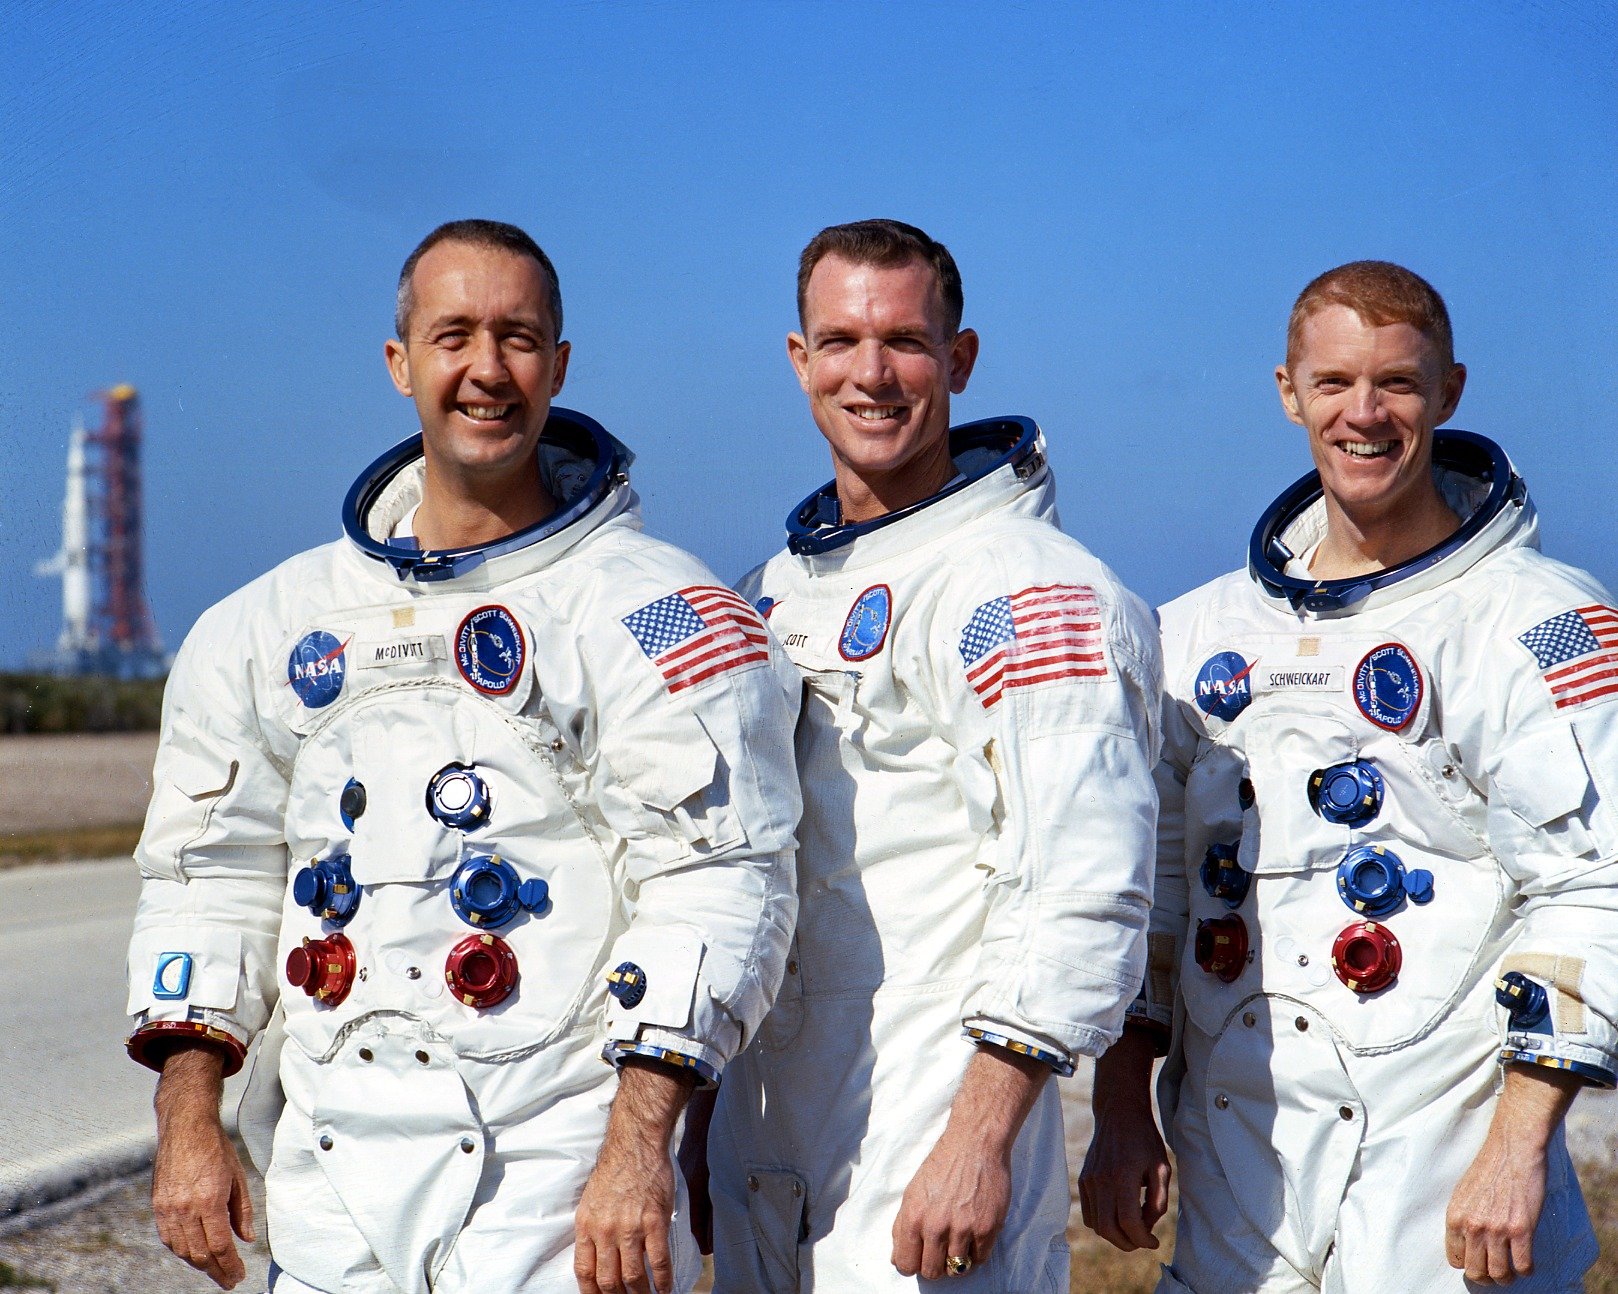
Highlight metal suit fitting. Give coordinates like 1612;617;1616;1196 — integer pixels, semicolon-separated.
1496;971;1551;1031
292;853;361;925
339;778;367;831
1200;842;1251;908
445;932;518;1008
286;933;357;1006
1194;914;1249;983
1332;921;1402;993
426;763;492;831
1335;844;1433;917
1308;760;1385;827
607;961;648;1009
448;855;550;929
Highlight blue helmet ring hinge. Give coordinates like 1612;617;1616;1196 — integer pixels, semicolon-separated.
343;407;634;582
1249;431;1525;613
785;416;1042;557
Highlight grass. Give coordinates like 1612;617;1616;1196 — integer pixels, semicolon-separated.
1582;1153;1618;1294
0;1260;54;1290
0;823;142;869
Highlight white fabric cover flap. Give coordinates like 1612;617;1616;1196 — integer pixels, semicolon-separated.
1492;722;1592;829
603;923;704;1039
602;704;717;812
127;924;243;1018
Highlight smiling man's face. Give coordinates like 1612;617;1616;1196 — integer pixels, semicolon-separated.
1276;303;1465;525
385;239;569;487
789;253;978;522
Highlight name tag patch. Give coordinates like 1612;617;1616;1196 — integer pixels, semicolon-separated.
354;634;447;670
1255;664;1344;693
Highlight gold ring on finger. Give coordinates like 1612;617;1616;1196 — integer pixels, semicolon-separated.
946;1254;973;1276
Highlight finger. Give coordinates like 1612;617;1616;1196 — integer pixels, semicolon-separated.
1144;1160;1172;1228
1100;1191;1142;1253
891;1209;923;1276
1509;1223;1534;1279
1486;1229;1513;1284
180;1216;226;1286
593;1239;623;1294
199;1202;246;1288
573;1233;597;1292
645;1214;675;1294
230;1164;256;1244
918;1222;950;1281
1087;1182;1135;1251
1463;1233;1491;1284
617;1234;649;1294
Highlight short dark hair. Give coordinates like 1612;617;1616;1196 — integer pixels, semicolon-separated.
796;219;964;336
395;219;563;341
1287;260;1454;370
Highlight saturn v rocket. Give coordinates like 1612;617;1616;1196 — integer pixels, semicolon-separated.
36;386;164;676
36;415;93;656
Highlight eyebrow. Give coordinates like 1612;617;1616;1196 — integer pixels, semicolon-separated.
422;311;549;332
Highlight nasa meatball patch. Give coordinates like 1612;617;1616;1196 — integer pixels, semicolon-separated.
455;605;526;695
1353;643;1423;731
839;585;892;661
1193;650;1254;722
287;630;349;709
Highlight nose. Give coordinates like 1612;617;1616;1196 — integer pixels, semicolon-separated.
1345;379;1384;426
466;330;510;386
851;338;894;389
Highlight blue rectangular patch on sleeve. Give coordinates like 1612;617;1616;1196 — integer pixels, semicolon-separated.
152;951;194;1001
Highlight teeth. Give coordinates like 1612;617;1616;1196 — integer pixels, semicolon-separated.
461;404;513;420
850;405;902;421
1342;440;1394;457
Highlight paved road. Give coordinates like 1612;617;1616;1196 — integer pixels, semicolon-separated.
0;857;247;1217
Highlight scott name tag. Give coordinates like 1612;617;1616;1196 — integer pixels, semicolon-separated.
1255;664;1344;693
354;634;447;669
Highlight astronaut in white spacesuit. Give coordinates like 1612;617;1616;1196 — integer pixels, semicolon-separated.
125;220;800;1294
1080;261;1617;1292
697;219;1163;1292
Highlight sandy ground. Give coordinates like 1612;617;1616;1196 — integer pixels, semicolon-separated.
0;732;157;835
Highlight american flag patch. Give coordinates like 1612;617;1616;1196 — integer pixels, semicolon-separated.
1518;604;1618;712
622;586;770;693
959;584;1107;709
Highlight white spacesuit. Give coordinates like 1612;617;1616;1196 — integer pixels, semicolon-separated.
707;417;1163;1293
1142;432;1617;1293
125;409;801;1294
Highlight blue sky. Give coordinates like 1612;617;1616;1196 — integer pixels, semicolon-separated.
2;1;1614;665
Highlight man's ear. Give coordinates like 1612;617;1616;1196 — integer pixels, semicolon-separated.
385;338;413;398
1275;364;1305;427
948;328;980;395
787;332;811;395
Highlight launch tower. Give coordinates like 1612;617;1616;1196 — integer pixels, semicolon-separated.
37;386;165;677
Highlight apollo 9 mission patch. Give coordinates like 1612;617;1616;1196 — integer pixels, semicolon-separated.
839;585;892;661
1353;643;1423;731
455;605;526;695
